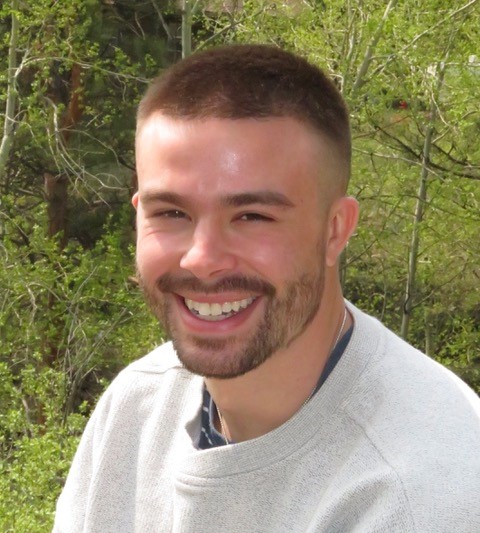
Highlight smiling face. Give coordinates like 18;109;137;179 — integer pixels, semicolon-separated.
134;115;346;378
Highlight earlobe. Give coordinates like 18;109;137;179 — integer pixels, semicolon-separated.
325;196;359;267
132;192;139;209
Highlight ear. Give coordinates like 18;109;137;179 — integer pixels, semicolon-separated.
131;191;139;209
325;196;359;267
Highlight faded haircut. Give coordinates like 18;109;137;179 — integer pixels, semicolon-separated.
137;44;351;187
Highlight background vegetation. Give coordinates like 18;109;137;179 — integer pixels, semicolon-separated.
1;1;478;530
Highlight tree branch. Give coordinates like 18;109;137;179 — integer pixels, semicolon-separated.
351;0;399;95
0;0;20;182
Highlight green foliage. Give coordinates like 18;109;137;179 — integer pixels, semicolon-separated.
0;364;82;532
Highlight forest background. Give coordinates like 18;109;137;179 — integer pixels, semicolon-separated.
0;0;479;530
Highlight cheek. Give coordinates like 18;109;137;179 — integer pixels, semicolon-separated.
265;232;325;281
136;233;180;280
239;233;311;282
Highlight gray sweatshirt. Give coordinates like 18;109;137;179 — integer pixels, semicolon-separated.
54;303;480;532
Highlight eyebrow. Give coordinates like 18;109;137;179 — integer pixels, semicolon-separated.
140;190;295;209
140;191;187;207
223;191;295;208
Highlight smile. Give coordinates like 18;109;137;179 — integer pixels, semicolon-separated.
184;297;256;321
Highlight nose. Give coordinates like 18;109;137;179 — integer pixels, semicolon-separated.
179;222;237;280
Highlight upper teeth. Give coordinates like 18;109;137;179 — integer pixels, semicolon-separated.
185;297;255;317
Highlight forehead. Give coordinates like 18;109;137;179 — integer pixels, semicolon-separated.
135;115;337;205
136;114;321;157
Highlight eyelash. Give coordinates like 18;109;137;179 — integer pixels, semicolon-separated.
237;212;274;222
149;210;274;223
154;209;188;219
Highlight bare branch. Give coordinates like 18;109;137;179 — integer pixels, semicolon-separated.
351;0;399;95
0;0;20;182
371;0;479;80
150;0;175;40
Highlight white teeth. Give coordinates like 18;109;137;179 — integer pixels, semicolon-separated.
210;303;222;316
184;297;255;320
197;303;210;316
221;302;232;313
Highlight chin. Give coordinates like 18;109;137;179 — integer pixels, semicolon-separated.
172;334;271;380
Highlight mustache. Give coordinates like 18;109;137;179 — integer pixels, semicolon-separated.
154;273;276;297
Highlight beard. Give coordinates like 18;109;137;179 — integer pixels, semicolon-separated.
138;254;325;379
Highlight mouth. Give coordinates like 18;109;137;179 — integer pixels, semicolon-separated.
183;296;257;322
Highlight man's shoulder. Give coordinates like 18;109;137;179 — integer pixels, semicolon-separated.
125;341;183;375
345;301;480;460
341;303;480;530
83;341;202;448
347;302;479;410
95;341;198;416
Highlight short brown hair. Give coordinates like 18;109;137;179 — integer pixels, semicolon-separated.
137;44;351;181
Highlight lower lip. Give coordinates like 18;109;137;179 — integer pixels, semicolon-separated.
174;295;262;335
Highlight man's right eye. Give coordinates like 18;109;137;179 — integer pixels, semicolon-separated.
154;209;187;219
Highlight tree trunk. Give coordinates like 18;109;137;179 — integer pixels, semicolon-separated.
181;0;192;58
42;64;84;370
44;172;69;247
400;62;447;339
0;0;20;185
44;63;84;247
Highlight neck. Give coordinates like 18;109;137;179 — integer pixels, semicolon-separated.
206;290;350;443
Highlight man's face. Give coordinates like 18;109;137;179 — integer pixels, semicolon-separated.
134;116;340;378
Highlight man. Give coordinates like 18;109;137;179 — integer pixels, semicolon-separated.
54;45;480;532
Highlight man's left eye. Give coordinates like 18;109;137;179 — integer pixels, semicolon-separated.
238;213;274;222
